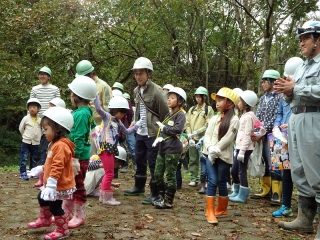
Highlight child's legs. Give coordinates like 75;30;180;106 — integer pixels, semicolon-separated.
37;192;64;216
73;160;89;204
215;158;231;196
188;146;200;182
40;135;48;165
199;154;207;183
282;169;293;207
126;133;136;157
176;159;182;188
164;153;180;190
29;145;39;169
231;151;240;184
154;154;165;187
20;142;29;173
206;156;218;196
238;150;253;187
100;151;114;191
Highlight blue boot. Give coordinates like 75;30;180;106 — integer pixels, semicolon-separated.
228;184;240;198
230;186;250;203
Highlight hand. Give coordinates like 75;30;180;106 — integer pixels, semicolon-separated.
189;139;196;147
208;146;221;160
72;158;80;176
187;133;193;140
135;120;142;127
274;76;295;96
152;137;164;147
29;166;44;177
156;121;165;131
280;124;288;129
237;154;245;162
41;177;57;201
208;154;215;165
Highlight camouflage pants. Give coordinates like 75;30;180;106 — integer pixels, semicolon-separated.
154;153;180;190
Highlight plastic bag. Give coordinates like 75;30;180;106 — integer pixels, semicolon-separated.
248;141;265;178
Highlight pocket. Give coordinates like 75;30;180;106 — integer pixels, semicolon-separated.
306;70;320;85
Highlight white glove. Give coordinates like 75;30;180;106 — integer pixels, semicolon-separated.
156;121;165;131
41;177;57;201
192;131;198;136
237;154;245;162
273;127;288;144
29;166;44;177
208;154;215;165
208;146;221;160
152;137;164;147
135;120;142;127
189;139;196;147
187;133;193;140
72;158;80;177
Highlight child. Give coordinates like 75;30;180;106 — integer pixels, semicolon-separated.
203;87;239;224
19;98;42;180
195;136;207;194
229;90;259;203
152;87;187;209
64;76;97;229
94;94;141;205
27;106;76;240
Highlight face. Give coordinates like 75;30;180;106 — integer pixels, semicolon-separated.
299;33;315;57
167;93;179;109
114;158;122;168
114;111;125;120
237;99;244;111
261;79;272;93
42;122;55;142
134;69;149;87
163;89;169;94
38;72;50;85
195;95;203;105
215;96;226;112
70;92;76;106
28;105;40;116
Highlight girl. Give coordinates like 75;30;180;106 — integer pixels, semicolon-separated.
203;87;239;224
229;90;259;203
185;86;214;190
153;87;187;209
94;94;141;205
27;107;76;240
63;76;97;229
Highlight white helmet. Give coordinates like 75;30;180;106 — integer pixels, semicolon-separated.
43;106;74;131
26;98;41;109
112;89;123;97
284;57;303;78
131;57;153;71
163;84;174;91
115;146;127;161
295;20;320;40
168;87;187;101
68;76;97;100
49;98;66;108
232;88;243;97
240;90;258;107
108;96;129;109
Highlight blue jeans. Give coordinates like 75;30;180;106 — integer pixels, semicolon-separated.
40;135;48;165
200;154;207;183
126;132;136;157
20;142;39;173
206;157;230;196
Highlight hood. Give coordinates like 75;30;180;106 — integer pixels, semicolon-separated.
59;137;75;156
246;111;261;127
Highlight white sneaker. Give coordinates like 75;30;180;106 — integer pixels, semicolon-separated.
189;181;197;187
103;198;121;206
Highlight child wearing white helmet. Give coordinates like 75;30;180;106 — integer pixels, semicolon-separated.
93;94;141;205
152;87;187;209
229;90;260;204
49;97;66;108
27;106;76;240
63;76;97;229
19;98;42;181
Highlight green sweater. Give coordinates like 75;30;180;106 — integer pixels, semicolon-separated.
69;106;95;160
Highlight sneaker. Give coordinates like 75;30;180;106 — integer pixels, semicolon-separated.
120;166;128;173
103;198;121;206
188;181;197;187
20;172;29;181
272;205;293;217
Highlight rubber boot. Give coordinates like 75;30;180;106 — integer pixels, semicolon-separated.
278;195;317;233
142;179;158;205
315;203;320;240
270;180;282;206
198;183;206;194
230;186;250;203
101;190;121;205
68;203;85;228
206;196;218;224
114;167;119;179
124;175;146;196
251;176;272;199
27;206;52;228
228;184;240;198
152;185;165;206
155;188;175;209
33;173;44;187
215;196;228;217
62;200;74;220
44;214;70;240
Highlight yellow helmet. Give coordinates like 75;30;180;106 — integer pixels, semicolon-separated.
211;87;239;105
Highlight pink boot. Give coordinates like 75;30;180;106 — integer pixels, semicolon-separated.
33;173;44;187
44;214;70;240
27;206;52;228
68;203;85;228
101;190;121;206
62;200;74;220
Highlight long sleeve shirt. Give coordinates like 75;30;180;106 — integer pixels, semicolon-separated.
274;98;292;126
19;114;42;145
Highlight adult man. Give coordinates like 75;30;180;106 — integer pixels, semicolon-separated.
30;66;60;165
274;20;320;238
251;69;280;199
124;57;169;205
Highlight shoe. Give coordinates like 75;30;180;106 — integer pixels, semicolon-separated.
27;206;52;228
154;188;175;209
44;214;70;240
272;205;293;218
206;196;218;224
142;180;159;205
120;166;128;173
188;181;197;187
251;176;272;199
33;173;43;187
271;180;282;206
198;183;206;194
215;196;229;217
20;172;29;181
101;191;121;206
228;184;240;198
229;186;250;203
124;175;146;196
68;203;85;228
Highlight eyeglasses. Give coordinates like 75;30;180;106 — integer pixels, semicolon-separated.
299;35;311;43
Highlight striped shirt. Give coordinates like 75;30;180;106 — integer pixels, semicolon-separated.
137;89;148;136
30;84;60;117
88;160;102;171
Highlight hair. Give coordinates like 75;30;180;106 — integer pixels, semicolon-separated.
72;92;90;106
110;108;127;116
27;102;41;109
218;99;235;140
40;117;70;144
194;94;209;106
168;93;185;107
239;97;251;112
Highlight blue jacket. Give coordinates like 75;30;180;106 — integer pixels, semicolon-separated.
274;98;292;126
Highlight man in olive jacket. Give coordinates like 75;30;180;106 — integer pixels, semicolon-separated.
124;57;169;205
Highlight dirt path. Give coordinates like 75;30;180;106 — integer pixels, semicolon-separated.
0;170;314;240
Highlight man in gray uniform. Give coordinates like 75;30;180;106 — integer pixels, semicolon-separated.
274;20;320;238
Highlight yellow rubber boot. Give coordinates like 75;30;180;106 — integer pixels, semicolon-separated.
206;196;218;224
271;180;282;206
251;176;271;199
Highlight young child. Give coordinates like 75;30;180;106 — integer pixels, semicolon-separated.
152;87;187;209
203;87;239;224
63;76;97;229
27;106;76;240
19;98;42;180
229;90;259;203
94;94;141;205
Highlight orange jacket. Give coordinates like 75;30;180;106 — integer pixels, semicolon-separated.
43;138;76;191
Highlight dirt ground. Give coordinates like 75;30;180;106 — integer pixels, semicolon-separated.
0;169;316;240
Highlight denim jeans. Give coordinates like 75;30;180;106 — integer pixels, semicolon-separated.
126;133;136;157
199;154;207;183
20;142;39;173
206;157;230;196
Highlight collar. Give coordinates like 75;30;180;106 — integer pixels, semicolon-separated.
265;91;277;97
139;80;150;90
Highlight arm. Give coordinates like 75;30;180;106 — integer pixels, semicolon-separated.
54;87;61;98
49;144;66;180
194;106;214;135
273;99;283;127
30;88;35;98
94;94;111;122
163;113;186;136
239;116;253;155
87;160;103;171
119;120;139;135
216;116;239;151
203;115;217;150
185;109;192;134
19;117;26;135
